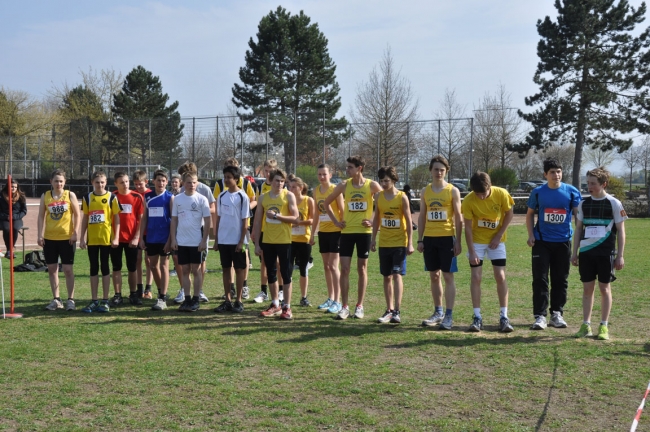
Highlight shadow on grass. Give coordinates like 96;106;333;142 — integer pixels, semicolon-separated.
535;347;559;431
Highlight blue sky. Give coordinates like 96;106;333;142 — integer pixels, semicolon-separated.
1;0;647;175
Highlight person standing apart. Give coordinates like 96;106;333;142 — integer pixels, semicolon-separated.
418;156;462;330
371;166;414;324
324;156;382;320
461;172;514;333
571;167;626;340
527;158;581;330
0;179;27;259
39;170;80;311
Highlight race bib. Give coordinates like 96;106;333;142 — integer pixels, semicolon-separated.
177;210;188;220
221;203;234;216
544;208;566;224
292;225;306;235
48;201;68;215
319;213;331;222
585;225;607;238
149;207;163;217
478;218;498;229
427;209;447;222
88;210;105;224
381;218;400;228
120;204;133;214
348;201;367;212
266;217;281;224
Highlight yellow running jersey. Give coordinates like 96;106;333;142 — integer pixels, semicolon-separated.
422;183;455;237
377;190;407;247
261;189;291;244
291;197;311;243
461;186;514;244
313;184;340;233
44;190;74;240
82;191;121;246
342;179;373;234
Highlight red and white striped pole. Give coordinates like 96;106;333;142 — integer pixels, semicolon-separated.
4;174;22;318
631;381;650;432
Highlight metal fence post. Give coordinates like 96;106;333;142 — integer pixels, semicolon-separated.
192;117;196;162
405;122;410;184
469;117;474;176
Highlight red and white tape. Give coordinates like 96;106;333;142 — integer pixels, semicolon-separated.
631;381;650;432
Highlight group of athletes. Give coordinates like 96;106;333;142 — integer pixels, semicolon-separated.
35;154;626;339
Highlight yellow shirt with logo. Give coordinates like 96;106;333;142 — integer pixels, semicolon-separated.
423;183;455;237
291;197;311;243
377;190;407;247
461;186;514;244
261;189;291;244
44;190;74;240
343;179;373;234
82;191;121;246
313;184;340;233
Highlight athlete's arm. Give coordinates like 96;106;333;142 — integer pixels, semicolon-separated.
464;218;479;265
490;208;513;250
525;207;536;247
212;199;220;251
80;214;88;250
130;198;142;248
111;213;120;248
615;220;625;270
370;192;381;252
282;192;299;222
199;214;211;252
69;192;81;245
139;201;148;250
570;219;583;266
370;180;382;194
36;194;46;247
402;193;414;255
417;187;426;253
236;207;247;253
169;216;178;250
451;186;462;256
324;181;346;228
164;195;175;253
310;197;320;246
252;194;264;256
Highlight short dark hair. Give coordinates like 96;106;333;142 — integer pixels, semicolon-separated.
269;168;286;181
50;169;66;180
153;169;168;180
347;156;365;169
223;165;241;181
429;155;450;172
543;158;562;173
470;171;491;193
377;166;398;182
114;171;128;181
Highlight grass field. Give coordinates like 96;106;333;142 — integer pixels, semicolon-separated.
0;221;648;431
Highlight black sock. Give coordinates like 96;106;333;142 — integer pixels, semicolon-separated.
261;284;268;294
55;297;61;301
137;284;143;290
145;284;152;291
192;296;199;302
244;279;248;286
230;283;235;290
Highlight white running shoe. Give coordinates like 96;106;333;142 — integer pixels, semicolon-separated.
352;305;364;319
242;286;250;300
279;290;284;302
66;299;76;311
199;291;209;303
421;311;444;327
253;291;268;303
45;299;63;311
306;261;314;270
151;298;168;311
548;311;567;328
531;315;547;330
173;289;185;304
336;307;350;320
377;310;393;323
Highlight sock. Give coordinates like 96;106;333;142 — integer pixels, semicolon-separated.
102;298;108;302
137;283;143;290
55;297;61;301
261;284;268;294
356;303;363;308
445;308;453;316
145;284;152;291
272;299;279;307
230;283;235;291
244;279;248;287
601;321;608;326
343;304;349;309
473;308;481;319
192;296;199;302
583;320;591;325
285;303;290;309
500;307;508;318
435;306;443;315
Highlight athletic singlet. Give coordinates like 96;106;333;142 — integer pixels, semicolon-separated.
342;178;373;234
259;181;272;197
144;190;173;244
423;183;455;237
313;183;341;233
377;190;407;247
82;191;121;246
292;197;311;243
261;189;291;244
43;190;74;240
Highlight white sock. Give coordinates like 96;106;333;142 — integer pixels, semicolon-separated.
500;307;508;318
473;308;481;319
601;321;608;326
285;304;290;308
272;300;279;307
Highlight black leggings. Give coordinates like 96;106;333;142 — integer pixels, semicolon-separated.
88;245;111;277
2;229;18;253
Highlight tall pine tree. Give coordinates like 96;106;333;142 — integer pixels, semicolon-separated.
232;6;346;172
515;0;649;187
111;66;183;167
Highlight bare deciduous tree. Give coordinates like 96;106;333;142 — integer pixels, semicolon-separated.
435;88;468;179
582;138;617;170
621;145;641;192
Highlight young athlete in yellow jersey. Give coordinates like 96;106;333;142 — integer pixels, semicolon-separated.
417;156;462;330
289;176;315;307
461;171;515;333
324;155;381;320
253;169;298;320
370;166;414;324
312;164;345;314
80;171;121;313
38;169;81;311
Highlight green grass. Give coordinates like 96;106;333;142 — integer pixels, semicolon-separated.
1;221;649;430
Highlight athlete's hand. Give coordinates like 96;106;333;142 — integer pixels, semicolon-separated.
615;256;624;271
417;242;424;253
212;242;219;251
80;239;87;250
570;253;578;266
527;236;535;247
488;237;500;250
309;235;315;246
111;238;119;248
129;238;139;248
453;241;462;257
370;240;377;252
407;244;414;256
334;219;346;229
138;238;146;250
38;237;45;247
69;232;77;245
468;251;480;266
235;242;243;253
361;219;372;227
255;244;262;257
